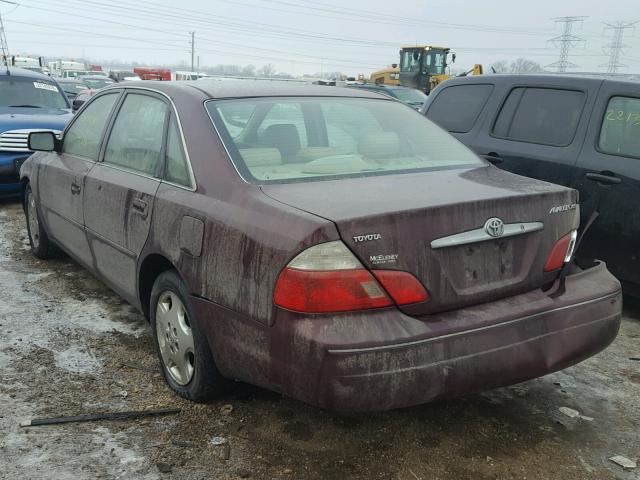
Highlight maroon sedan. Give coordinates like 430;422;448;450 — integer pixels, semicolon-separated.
21;81;622;411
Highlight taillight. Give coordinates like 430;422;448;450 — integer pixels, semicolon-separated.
544;230;578;272
274;241;428;313
372;270;429;305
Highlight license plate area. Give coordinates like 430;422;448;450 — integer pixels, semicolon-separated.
436;237;529;295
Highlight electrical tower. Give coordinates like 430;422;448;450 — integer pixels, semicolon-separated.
602;21;638;73
0;9;10;67
547;16;588;73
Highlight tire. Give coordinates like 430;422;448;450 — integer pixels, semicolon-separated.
150;270;228;402
24;183;60;259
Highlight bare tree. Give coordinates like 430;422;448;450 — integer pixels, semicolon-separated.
241;64;256;77
490;58;545;74
491;60;509;73
258;63;277;77
510;58;545;74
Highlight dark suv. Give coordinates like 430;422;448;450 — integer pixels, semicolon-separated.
422;74;640;294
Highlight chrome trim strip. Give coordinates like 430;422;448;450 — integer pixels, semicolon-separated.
98;161;162;183
327;290;620;355
431;221;544;249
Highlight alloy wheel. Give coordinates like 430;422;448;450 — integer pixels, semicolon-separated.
27;190;40;250
155;291;195;385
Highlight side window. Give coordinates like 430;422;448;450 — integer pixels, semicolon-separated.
426;84;494;133
63;93;119;160
599;96;640;158
257;103;308;147
165;116;191;186
104;93;169;176
492;87;585;146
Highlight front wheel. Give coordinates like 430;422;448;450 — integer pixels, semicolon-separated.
25;183;59;259
150;270;228;402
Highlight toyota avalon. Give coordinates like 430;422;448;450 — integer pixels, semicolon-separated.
20;81;622;410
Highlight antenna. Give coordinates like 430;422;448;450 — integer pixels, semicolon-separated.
601;21;638;73
547;16;588;73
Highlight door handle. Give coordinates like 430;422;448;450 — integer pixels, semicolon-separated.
132;198;148;212
585;172;621;185
482;153;503;165
70;180;81;195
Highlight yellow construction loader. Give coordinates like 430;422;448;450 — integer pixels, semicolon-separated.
370;46;483;94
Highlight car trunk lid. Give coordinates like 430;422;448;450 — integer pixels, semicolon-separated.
262;166;579;315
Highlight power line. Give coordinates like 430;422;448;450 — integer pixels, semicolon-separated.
602;21;638;73
547;16;588;72
9;2;390;69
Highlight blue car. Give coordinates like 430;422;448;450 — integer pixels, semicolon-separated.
0;68;73;198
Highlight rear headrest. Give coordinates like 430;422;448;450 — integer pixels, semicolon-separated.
262;124;301;159
358;132;401;159
239;148;282;167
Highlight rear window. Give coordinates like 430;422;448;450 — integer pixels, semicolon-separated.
426;84;494;133
207;97;483;184
598;96;640;159
492;87;585;146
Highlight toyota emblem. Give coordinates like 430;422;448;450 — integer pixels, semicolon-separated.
484;217;504;238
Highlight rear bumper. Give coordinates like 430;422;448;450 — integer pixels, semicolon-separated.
193;262;622;411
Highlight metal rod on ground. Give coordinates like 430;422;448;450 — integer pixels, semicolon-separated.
20;408;181;427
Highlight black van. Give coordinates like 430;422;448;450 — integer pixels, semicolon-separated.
422;74;640;295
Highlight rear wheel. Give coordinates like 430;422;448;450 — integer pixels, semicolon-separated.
25;183;59;259
150;270;228;401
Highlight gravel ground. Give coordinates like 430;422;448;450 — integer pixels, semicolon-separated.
1;197;639;480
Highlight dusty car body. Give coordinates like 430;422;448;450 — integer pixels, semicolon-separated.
21;81;622;411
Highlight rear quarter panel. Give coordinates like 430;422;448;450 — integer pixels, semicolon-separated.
139;89;338;325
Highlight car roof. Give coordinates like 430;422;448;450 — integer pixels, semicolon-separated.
0;66;55;81
80;75;112;79
440;73;640;88
114;79;393;100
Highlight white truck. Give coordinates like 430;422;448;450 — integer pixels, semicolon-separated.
48;60;87;78
11;56;46;74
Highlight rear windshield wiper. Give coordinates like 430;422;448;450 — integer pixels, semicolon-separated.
8;104;42;108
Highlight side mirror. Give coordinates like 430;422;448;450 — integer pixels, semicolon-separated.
452;53;457;63
28;131;57;152
72;99;85;112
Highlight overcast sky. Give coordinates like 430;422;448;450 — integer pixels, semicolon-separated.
2;0;639;75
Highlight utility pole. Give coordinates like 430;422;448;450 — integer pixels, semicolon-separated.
602;21;638;73
190;31;195;72
547;16;587;73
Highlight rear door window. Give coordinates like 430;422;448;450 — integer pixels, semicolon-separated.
165;116;191;186
104;93;169;176
63;93;119;160
492;87;586;146
426;84;494;133
598;96;640;158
